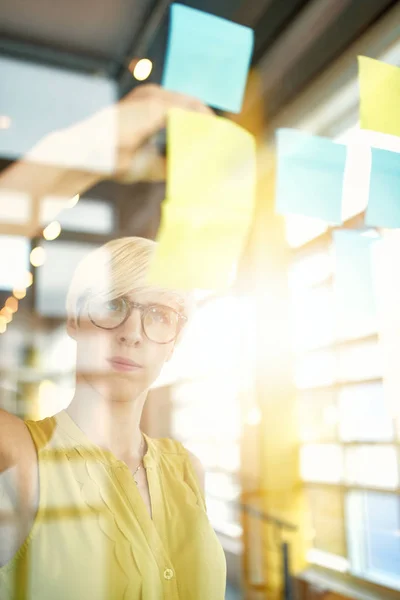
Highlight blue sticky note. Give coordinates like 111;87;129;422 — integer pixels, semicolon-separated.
162;3;254;113
366;148;400;228
275;129;346;224
333;230;379;339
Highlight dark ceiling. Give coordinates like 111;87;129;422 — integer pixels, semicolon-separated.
1;0;398;116
0;0;398;241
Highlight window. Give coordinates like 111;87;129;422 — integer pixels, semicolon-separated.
306;488;347;558
347;491;400;591
40;197;115;234
0;235;30;290
338;383;393;442
291;218;400;591
35;240;99;317
166;294;250;543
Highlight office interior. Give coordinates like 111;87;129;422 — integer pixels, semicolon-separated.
0;1;400;599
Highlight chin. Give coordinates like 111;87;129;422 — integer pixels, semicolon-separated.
111;373;149;396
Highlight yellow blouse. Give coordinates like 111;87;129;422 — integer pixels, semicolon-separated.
0;410;226;599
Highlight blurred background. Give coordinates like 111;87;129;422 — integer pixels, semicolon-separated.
1;1;400;599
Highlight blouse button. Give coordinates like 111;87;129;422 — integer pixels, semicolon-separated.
163;568;174;580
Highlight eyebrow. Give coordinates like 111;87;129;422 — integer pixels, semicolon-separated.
123;295;183;313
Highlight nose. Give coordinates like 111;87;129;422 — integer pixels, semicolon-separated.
116;307;143;346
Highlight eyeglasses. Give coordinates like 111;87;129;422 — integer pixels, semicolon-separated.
83;296;187;344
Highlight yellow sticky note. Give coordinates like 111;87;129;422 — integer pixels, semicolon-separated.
359;56;400;137
148;109;256;289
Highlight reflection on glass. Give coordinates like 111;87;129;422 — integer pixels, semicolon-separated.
344;446;398;489
338;383;394;442
300;444;343;483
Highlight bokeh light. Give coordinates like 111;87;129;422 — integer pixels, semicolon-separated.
5;297;18;313
132;58;153;81
0;115;11;130
30;246;46;267
0;307;13;323
43;220;61;241
13;288;26;300
67;194;80;208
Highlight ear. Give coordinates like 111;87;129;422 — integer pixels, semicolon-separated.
66;317;77;340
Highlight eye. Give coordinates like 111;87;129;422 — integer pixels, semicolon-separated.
151;307;173;324
105;299;121;312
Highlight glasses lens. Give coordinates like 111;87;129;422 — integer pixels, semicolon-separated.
88;297;127;329
143;305;179;343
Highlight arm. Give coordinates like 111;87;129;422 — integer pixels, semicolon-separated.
0;410;39;567
0;85;211;236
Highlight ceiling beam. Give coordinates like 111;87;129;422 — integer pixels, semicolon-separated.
0;36;112;76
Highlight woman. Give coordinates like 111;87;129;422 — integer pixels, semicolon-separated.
0;89;227;599
0;236;227;599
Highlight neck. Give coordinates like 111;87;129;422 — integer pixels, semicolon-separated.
66;377;147;461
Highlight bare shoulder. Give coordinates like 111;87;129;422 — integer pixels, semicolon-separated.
0;410;39;567
0;409;39;513
186;450;205;496
0;409;36;472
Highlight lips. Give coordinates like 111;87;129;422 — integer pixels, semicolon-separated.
107;357;143;372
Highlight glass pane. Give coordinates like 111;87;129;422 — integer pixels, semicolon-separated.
291;285;335;351
365;492;400;578
207;497;239;531
300;444;343;483
333;231;379;340
35;241;98;317
41;197;114;234
338;383;394;442
306;487;346;556
206;472;240;501
295;350;336;389
289;252;333;289
0;190;31;224
297;389;338;443
0;236;30;291
217;443;240;472
345;446;399;489
285;214;328;248
337;340;382;382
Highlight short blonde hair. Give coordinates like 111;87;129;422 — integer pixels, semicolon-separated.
66;237;192;326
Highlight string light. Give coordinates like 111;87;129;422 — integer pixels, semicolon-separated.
0;318;6;334
30;246;46;267
131;58;153;81
13;288;26;300
43;220;61;241
67;194;80;208
0;307;13;324
5;297;18;313
24;272;33;287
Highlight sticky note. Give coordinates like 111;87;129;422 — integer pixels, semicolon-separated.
148;109;256;289
333;230;379;340
162;3;254;113
359;56;400;138
365;147;400;228
275;129;346;224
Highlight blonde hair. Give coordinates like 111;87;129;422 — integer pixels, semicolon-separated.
66;237;192;325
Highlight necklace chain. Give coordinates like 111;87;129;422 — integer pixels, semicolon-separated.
133;433;145;485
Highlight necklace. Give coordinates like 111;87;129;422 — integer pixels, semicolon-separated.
133;434;145;485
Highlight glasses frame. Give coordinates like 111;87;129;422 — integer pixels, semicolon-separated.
79;295;187;345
